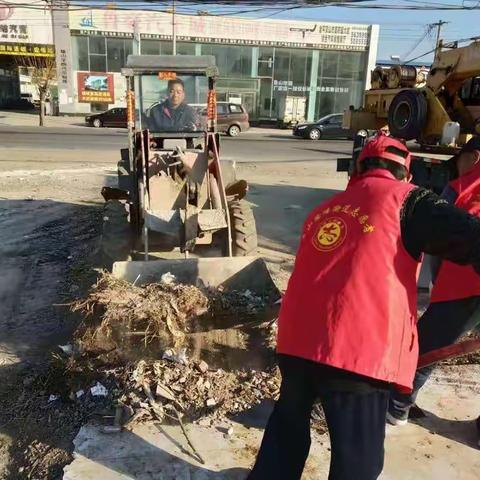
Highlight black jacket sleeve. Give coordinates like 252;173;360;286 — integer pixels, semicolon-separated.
401;187;480;274
428;184;458;282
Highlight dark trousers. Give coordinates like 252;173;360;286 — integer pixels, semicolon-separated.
248;355;389;480
389;296;480;419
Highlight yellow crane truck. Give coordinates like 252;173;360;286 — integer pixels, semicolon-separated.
343;37;480;149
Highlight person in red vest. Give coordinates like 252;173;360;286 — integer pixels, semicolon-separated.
247;133;480;480
388;137;480;435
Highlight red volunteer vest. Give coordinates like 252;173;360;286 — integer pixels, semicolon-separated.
430;161;480;303
277;170;420;390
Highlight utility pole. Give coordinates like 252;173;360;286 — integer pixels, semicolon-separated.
172;0;176;55
133;20;141;55
432;20;449;57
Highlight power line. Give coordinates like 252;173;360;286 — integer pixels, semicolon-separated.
400;24;433;60
404;46;437;64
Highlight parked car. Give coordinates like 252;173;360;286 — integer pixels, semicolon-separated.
217;102;249;136
85;108;127;128
292;113;353;140
192;102;250;136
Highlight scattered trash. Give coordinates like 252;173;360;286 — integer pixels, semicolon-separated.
90;382;108;397
160;272;177;285
197;360;209;373
101;425;121;434
155;382;183;409
163;348;189;365
206;398;217;407
48;394;59;403
58;344;73;355
75;390;85;399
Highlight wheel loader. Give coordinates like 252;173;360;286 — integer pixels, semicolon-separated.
344;37;480;149
100;55;277;296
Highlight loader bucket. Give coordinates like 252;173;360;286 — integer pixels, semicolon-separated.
111;257;280;370
112;256;280;298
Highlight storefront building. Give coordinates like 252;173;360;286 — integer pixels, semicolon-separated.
0;1;54;106
59;9;378;121
1;2;379;122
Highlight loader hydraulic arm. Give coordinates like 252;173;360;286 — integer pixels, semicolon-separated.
428;39;480;95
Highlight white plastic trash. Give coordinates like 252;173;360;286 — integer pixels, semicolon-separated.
441;122;460;146
160;272;176;285
90;382;108;397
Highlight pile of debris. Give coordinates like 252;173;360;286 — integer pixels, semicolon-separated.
120;358;280;426
71;273;277;363
64;272;283;431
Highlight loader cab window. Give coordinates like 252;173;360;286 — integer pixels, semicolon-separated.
137;74;208;133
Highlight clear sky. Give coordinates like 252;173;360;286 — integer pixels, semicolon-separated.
271;4;479;62
72;1;480;63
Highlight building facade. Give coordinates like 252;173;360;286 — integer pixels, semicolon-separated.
0;0;54;106
0;2;379;122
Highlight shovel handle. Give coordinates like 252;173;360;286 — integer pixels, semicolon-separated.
418;338;480;369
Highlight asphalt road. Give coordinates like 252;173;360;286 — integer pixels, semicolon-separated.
0;125;353;163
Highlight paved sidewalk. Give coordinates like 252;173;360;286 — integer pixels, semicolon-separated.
0;110;88;128
0;110;293;136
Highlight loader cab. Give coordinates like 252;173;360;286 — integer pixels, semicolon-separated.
138;75;207;133
123;55;218;152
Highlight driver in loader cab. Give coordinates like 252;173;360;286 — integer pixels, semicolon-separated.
248;133;480;480
147;78;198;132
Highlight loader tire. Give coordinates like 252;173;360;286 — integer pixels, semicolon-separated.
229;199;257;256
101;200;131;271
388;89;427;140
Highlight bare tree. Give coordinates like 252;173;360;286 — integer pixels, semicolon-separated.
16;55;56;127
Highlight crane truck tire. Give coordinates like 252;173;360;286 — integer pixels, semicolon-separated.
388;89;427;140
229;199;258;256
101;200;131;270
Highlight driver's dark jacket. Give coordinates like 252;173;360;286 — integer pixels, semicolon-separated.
147;100;198;132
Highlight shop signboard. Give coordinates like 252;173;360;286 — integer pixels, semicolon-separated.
77;72;115;103
69;9;371;51
0;42;54;57
0;0;53;46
